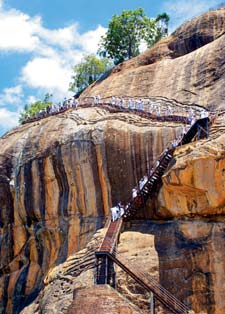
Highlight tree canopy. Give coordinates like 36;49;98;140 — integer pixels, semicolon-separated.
19;93;53;124
69;54;112;94
98;8;169;64
156;12;170;38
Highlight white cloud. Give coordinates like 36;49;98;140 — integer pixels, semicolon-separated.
163;0;221;32
20;25;107;98
0;108;19;129
0;10;41;51
0;1;107;134
38;24;80;49
26;95;37;105
78;25;107;54
21;57;72;98
0;85;23;106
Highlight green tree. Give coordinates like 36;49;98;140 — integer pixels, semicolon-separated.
69;54;112;94
98;8;160;64
19;93;53;124
156;12;170;39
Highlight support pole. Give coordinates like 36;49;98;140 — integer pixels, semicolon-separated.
150;292;154;314
94;256;98;285
206;119;209;138
105;255;108;284
197;124;200;140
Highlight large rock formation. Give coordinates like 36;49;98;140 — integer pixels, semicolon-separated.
21;222;160;314
0;7;225;314
0;107;182;313
81;8;225;111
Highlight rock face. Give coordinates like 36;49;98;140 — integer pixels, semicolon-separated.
158;115;225;218
0;107;181;313
0;7;225;314
81;8;225;111
155;220;225;314
21;222;160;314
68;286;143;314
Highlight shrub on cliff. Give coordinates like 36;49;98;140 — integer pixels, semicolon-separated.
19;93;53;123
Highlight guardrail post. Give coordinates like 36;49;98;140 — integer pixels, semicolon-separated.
94;256;98;285
105;255;108;284
150;292;154;314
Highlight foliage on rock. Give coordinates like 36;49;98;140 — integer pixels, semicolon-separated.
69;54;113;94
98;8;169;64
19;93;53;124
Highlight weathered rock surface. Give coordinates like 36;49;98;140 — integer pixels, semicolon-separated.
21;222;160;314
68;286;143;314
155;220;225;314
158;115;225;218
0;107;182;313
22;220;225;314
81;8;225;111
0;7;225;314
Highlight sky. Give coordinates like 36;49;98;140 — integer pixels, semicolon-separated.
0;0;223;136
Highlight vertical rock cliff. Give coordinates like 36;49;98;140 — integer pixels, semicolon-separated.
0;107;182;312
0;7;225;314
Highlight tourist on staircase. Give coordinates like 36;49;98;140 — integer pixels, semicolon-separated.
188;107;194;122
118;202;125;218
110;204;120;222
190;114;196;125
132;187;138;199
156;106;161;118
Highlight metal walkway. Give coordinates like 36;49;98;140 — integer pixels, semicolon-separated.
110;252;190;314
124;117;209;220
98;218;123;254
95;116;210;313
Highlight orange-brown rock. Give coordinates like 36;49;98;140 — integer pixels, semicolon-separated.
21;222;160;314
22;220;225;314
68;286;142;314
81;8;225;111
0;7;225;314
158;115;225;218
154;220;225;314
0;106;181;312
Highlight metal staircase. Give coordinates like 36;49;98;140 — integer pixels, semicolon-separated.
124;117;209;220
94;116;210;313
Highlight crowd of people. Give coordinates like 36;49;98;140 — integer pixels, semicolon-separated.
108;107;206;222
21;94;209;126
20;93;210;222
107;96;209;123
21;96;79;124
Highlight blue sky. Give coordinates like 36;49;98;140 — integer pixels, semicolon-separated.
0;0;223;136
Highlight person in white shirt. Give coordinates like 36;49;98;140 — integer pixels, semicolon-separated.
110;205;120;222
139;178;145;190
191;115;195;125
156;106;161;118
97;95;101;104
182;125;186;136
120;98;125;109
189;108;194;122
200;109;205;119
139;99;144;111
132;187;138;199
166;105;172;116
143;175;148;186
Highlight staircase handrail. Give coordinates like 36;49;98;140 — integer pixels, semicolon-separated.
98;238;191;314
